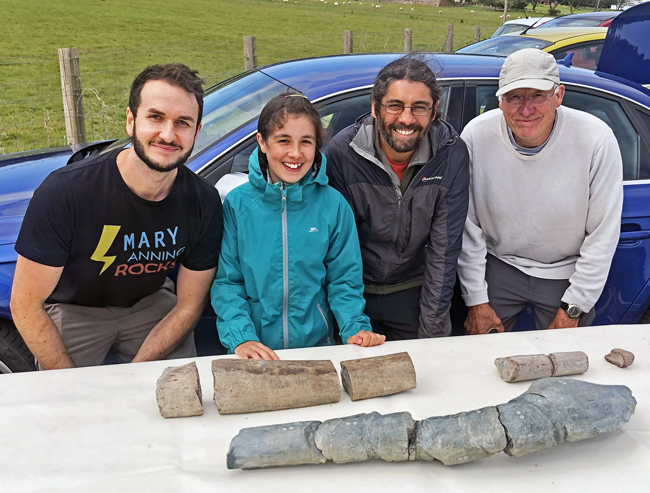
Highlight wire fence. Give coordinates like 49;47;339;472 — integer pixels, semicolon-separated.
0;25;482;155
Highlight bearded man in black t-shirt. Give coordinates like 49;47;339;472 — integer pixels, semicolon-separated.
10;63;223;370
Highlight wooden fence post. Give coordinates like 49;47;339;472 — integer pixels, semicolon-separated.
58;47;86;146
344;30;354;54
475;25;481;43
404;28;412;53
244;36;257;71
445;24;454;53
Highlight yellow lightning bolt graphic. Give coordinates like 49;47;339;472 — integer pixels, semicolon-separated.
90;225;121;275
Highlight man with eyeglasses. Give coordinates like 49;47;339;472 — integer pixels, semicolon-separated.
326;54;470;340
457;48;623;334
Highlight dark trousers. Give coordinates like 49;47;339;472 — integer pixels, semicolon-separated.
363;286;422;341
486;255;595;331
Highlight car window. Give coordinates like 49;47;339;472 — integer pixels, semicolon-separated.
456;37;553;56
465;85;639;180
477;86;500;115
492;24;529;37
229;88;451;174
562;90;638;180
634;110;650;180
193;72;291;156
551;42;604;70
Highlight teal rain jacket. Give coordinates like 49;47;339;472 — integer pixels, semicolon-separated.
211;149;372;353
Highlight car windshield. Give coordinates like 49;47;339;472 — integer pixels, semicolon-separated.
99;70;291;159
492;24;531;37
456;36;553;55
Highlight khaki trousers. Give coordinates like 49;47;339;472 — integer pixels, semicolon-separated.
38;278;196;369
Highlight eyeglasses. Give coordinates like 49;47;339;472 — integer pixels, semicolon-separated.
500;88;557;109
381;103;432;116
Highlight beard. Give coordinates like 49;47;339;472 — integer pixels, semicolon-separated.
376;110;431;154
132;122;194;173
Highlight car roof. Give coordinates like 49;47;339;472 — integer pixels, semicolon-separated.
504;26;608;42
255;53;650;107
543;11;620;22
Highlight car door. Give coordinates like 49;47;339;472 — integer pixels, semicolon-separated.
461;81;650;325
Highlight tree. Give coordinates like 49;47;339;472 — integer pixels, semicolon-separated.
563;0;596;13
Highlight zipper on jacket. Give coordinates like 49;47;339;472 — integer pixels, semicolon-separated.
316;303;332;346
380;195;402;283
281;189;289;350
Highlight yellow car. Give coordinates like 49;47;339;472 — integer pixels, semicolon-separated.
456;27;608;70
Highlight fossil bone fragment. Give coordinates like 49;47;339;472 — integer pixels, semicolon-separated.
212;359;340;414
227;378;635;469
495;351;589;382
314;411;415;463
415;406;507;465
340;352;416;401
227;421;325;470
605;348;635;368
156;362;203;418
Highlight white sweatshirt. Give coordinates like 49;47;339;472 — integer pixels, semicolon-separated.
458;105;623;313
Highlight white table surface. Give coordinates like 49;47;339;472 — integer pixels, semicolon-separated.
1;325;648;492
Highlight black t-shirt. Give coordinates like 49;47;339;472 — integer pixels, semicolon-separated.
15;149;223;307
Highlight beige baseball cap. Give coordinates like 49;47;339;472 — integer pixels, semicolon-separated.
496;49;560;97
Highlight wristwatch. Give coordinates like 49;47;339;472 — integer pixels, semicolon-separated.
561;302;584;319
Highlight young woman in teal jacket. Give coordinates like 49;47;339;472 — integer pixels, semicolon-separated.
211;94;385;360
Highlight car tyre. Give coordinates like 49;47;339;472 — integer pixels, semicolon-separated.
0;318;36;373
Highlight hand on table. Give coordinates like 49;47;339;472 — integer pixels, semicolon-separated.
464;303;504;335
347;330;386;347
547;308;580;330
234;341;280;360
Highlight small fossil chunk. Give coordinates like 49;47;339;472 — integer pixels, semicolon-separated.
340;352;416;401
156;361;203;418
495;351;588;383
605;348;635;368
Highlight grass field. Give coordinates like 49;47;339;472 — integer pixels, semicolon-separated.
0;0;588;154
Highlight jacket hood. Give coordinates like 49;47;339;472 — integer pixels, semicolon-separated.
248;147;329;204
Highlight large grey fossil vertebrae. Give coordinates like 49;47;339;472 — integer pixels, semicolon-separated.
227;378;636;469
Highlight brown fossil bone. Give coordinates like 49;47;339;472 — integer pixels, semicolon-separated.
605;348;635;368
340;352;416;401
156;362;203;418
211;359;340;414
495;351;589;383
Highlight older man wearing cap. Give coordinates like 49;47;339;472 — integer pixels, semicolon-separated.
457;48;623;334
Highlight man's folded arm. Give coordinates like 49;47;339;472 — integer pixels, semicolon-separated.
10;255;72;370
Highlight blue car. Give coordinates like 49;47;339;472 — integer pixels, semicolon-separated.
1;5;649;373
